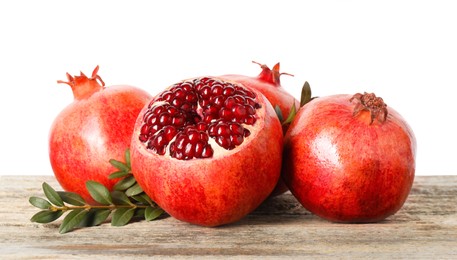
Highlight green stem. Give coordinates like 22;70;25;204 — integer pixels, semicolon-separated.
50;204;150;212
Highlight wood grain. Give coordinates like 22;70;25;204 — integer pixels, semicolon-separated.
0;175;456;259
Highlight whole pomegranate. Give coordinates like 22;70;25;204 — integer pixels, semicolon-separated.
220;61;300;195
49;66;151;202
130;76;283;226
283;92;416;222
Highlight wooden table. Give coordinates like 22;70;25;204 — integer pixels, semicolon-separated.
0;175;456;259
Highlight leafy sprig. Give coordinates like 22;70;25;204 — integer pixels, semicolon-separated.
29;148;164;234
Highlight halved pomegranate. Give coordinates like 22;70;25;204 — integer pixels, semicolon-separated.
130;76;283;227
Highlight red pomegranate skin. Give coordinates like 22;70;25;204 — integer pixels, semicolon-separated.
131;78;283;227
283;94;416;222
49;68;151;202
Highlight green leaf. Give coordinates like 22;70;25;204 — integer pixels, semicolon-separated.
29;197;51;209
30;210;63;223
108;171;131;180
282;102;297;125
109;159;130;173
113;175;136;191
86;181;113;205
57;192;86;206
300;81;312;107
59;209;89;234
78;209;111;228
42;182;64;207
134;208;146;218
131;193;153;205
274;105;284;123
125;183;144;197
111;190;132;205
145;207;164;221
124;148;131;169
111;208;135;226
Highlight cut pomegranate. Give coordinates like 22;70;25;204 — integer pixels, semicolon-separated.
130;76;283;227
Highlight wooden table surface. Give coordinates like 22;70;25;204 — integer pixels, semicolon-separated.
0;175;456;259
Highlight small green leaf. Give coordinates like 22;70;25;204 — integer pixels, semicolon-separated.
134;208;146;218
111;190;132;205
274;105;284;123
108;171;131;180
124;148;131;169
86;181;113;205
78;209;111;228
125;183;144;197
42;182;64;207
113;175;136;191
59;209;89;234
57;192;86;206
109;159;130;173
29;197;51;209
282;102;297;125
30;210;63;223
131;193;153;205
300;81;312;107
145;207;164;221
111;208;135;226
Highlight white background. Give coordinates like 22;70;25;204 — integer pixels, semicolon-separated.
0;0;456;176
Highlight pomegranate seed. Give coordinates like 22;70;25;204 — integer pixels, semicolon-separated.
171;98;182;107
244;116;256;125
201;145;214;158
223;86;235;96
184;143;194;159
196;122;207;131
188;131;199;143
181;102;192;112
233;105;247;118
212;96;225;107
140;124;150;135
219;108;232;120
195;141;205;156
231;135;244;146
229;123;244;135
159;113;172;125
212;84;224;95
139;134;148;142
216;123;230;136
186;93;197;102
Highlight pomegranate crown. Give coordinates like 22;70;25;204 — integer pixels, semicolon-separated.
57;66;105;100
350;92;388;124
252;61;293;87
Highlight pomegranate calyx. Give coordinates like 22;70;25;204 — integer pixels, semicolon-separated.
57;66;105;100
350;92;388;124
252;61;293;87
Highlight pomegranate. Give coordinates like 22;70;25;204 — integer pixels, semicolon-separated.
49;66;151;202
283;92;416;222
220;61;300;195
130;76;283;226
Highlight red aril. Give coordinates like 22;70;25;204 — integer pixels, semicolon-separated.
49;66;151;202
283;92;416;222
130;76;283;226
220;62;300;195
